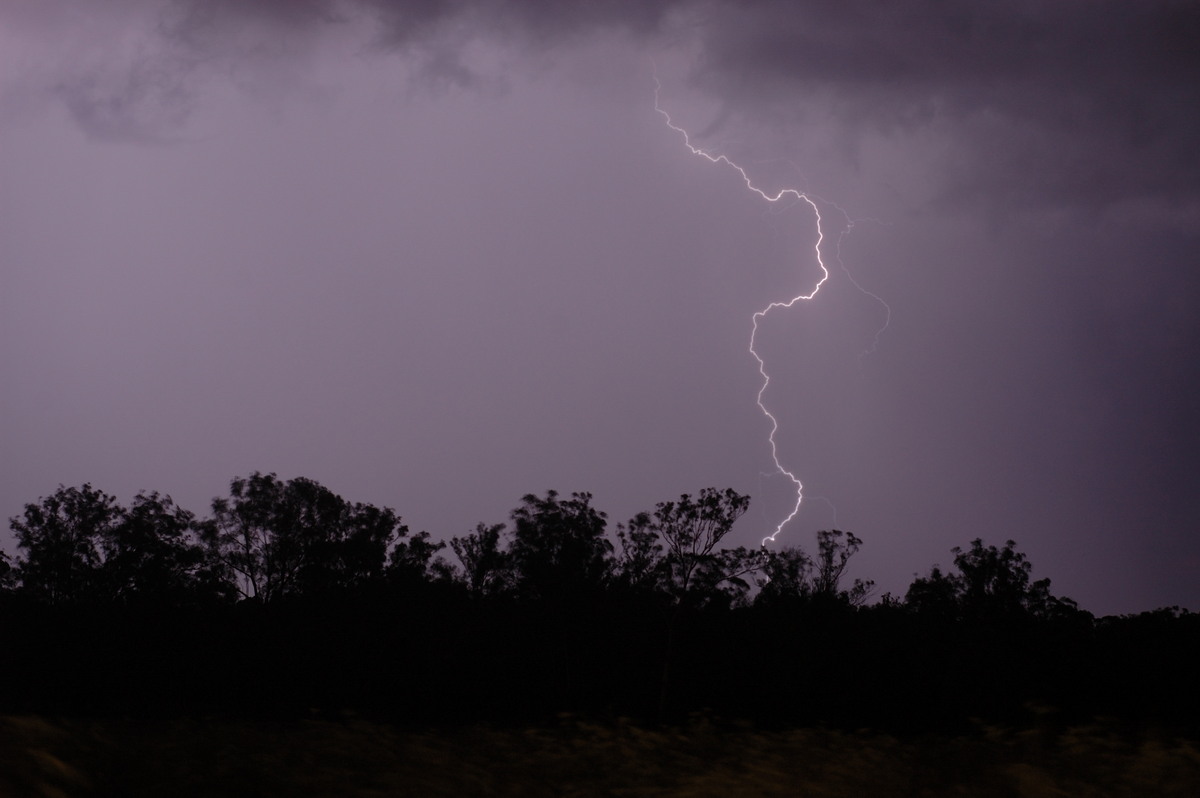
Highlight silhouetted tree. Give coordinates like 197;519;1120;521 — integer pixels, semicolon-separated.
613;512;668;595
687;546;760;608
0;550;14;593
956;539;1054;619
906;539;1079;621
103;491;224;605
200;473;402;601
753;532;874;609
332;500;413;593
386;529;449;585
275;476;355;596
10;484;122;605
508;490;612;601
450;523;513;598
200;473;274;600
812;529;874;606
640;488;752;605
904;564;961;620
630;488;753;720
754;545;814;606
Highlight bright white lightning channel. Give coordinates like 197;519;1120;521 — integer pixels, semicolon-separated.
654;81;885;547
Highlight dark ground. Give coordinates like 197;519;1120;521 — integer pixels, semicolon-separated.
3;713;1199;797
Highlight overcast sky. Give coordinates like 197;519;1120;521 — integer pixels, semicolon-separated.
2;0;1197;615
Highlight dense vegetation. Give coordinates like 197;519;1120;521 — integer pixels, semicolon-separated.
1;475;1197;735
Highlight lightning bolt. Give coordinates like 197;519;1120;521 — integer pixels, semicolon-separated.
654;79;886;547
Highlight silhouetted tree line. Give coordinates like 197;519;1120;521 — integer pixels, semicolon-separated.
1;475;1196;733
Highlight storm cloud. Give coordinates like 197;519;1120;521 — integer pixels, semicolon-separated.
2;0;1197;614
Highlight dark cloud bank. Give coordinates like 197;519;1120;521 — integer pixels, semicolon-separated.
43;0;1200;214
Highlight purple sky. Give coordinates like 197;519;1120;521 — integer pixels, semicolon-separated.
2;1;1198;615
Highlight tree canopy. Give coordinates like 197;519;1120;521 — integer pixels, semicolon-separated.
6;475;1192;735
906;538;1083;622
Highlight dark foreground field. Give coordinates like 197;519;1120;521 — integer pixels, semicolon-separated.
3;714;1198;797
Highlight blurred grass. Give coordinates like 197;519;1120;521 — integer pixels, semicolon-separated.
2;713;1198;797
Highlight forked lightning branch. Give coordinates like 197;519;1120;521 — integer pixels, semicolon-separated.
654;80;886;547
